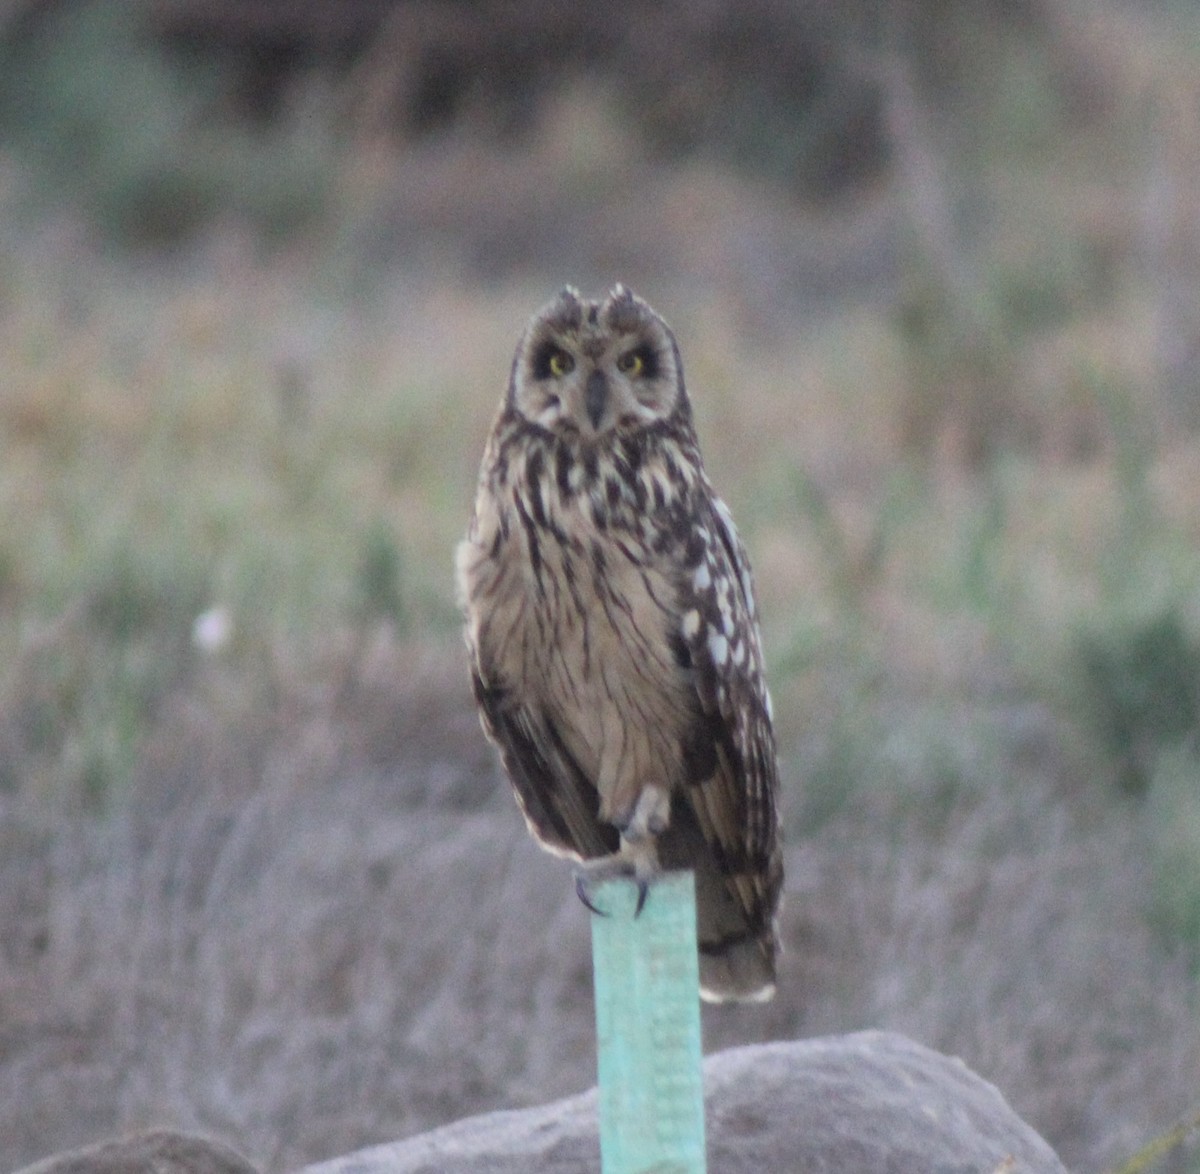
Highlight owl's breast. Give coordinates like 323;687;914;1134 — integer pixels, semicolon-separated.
463;456;698;809
537;521;697;812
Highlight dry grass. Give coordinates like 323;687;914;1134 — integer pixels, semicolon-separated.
3;633;1200;1173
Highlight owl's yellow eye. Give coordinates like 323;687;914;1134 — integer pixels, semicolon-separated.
548;349;574;377
617;350;645;376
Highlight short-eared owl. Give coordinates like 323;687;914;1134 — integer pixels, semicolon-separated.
456;285;782;1002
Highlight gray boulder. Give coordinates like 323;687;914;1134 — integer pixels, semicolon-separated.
302;1031;1067;1173
12;1131;259;1174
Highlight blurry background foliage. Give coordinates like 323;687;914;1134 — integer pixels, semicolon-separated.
3;1;1200;1171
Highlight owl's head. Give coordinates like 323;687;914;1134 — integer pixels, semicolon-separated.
509;284;689;440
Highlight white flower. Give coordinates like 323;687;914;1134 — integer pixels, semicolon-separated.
192;606;232;653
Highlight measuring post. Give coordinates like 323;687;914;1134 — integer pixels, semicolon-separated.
589;870;707;1174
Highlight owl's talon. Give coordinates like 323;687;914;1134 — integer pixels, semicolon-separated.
574;868;651;918
575;872;609;917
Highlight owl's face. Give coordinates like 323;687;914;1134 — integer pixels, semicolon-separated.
510;284;685;440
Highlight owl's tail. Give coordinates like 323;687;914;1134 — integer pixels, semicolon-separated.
694;856;779;1003
658;795;781;1003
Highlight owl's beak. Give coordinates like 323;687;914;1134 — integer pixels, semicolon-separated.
584;369;608;429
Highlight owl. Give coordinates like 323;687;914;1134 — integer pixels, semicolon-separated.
455;284;783;1002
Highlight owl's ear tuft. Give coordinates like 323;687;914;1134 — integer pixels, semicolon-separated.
540;286;584;333
604;284;658;335
604;283;637;312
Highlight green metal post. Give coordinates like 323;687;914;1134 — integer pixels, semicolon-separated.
590;871;707;1174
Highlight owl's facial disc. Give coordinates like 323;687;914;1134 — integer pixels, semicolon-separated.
515;286;679;438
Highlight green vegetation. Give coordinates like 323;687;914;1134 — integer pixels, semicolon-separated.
0;240;496;807
0;4;339;244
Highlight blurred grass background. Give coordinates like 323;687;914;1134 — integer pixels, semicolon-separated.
4;0;1200;1170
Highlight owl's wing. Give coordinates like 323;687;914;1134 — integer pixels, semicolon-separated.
671;493;781;929
470;670;619;862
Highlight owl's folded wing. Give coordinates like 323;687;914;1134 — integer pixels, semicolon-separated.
470;670;619;862
674;494;781;922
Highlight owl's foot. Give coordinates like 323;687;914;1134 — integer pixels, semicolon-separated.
574;833;658;918
574;865;649;918
605;784;671;842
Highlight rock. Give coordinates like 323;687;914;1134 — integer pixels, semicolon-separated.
301;1031;1067;1174
12;1131;259;1174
